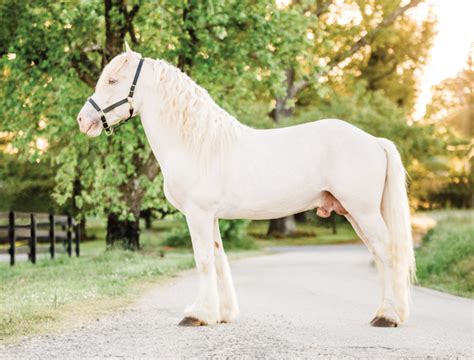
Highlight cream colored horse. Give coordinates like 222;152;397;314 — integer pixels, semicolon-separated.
77;45;415;328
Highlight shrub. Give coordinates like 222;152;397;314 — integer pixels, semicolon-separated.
415;210;474;297
163;219;256;249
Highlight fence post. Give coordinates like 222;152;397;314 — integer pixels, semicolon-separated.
75;222;80;257
67;215;72;257
49;214;55;259
30;213;37;264
8;211;15;266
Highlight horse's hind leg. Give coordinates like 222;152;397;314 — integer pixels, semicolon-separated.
213;219;239;323
348;211;401;327
179;210;220;326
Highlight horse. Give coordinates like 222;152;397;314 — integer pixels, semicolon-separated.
77;44;415;328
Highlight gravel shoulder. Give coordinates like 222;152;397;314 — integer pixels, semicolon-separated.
1;244;472;359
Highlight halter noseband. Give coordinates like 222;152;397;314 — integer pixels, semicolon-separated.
88;57;145;136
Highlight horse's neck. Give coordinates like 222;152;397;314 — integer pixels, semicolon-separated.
139;102;182;167
139;60;246;171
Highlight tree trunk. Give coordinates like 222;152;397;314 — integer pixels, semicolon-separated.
267;68;297;237
105;154;159;249
294;211;307;223
105;190;143;250
145;215;152;230
106;171;143;250
106;212;140;250
331;214;337;235
104;1;159;250
177;1;198;73
104;0;129;63
69;1;162;250
267;216;296;237
79;218;88;241
141;209;153;229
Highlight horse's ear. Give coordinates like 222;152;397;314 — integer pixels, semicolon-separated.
125;41;132;54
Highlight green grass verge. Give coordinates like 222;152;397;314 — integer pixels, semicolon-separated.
415;210;474;298
249;220;359;247
0;224;195;343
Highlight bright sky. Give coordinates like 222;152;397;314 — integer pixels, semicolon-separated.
413;0;474;119
276;0;474;119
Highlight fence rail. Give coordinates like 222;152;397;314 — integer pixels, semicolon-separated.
0;212;80;266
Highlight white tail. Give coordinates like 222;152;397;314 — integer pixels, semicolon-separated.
378;138;415;323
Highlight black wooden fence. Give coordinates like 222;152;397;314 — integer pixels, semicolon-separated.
0;212;80;266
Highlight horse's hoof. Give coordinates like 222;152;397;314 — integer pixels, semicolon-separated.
370;316;398;327
178;316;204;327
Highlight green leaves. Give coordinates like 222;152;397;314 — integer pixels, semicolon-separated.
0;0;442;222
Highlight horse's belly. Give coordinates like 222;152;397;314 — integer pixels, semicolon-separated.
217;205;313;220
216;175;324;219
214;131;327;218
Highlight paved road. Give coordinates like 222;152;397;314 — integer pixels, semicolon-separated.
1;244;472;359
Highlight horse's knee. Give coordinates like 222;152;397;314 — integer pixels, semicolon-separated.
194;250;215;273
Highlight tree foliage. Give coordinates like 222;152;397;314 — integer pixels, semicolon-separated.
0;0;307;247
0;0;462;246
414;48;473;209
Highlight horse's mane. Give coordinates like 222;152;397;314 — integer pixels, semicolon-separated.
152;59;247;159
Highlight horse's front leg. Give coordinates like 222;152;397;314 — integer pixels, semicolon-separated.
179;211;220;326
213;219;239;323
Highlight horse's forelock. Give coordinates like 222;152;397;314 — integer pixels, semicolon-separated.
106;54;129;75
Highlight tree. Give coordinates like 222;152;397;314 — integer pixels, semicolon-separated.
0;0;307;248
266;0;431;236
0;149;56;213
425;45;473;128
0;0;158;249
414;46;473;209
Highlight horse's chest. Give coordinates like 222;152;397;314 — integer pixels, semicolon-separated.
163;173;223;215
163;179;187;213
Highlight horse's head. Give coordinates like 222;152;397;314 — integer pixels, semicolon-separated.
77;43;144;137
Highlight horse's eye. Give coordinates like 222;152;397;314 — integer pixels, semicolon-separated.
108;79;117;85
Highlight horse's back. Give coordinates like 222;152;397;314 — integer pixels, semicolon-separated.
225;118;386;201
252;118;375;143
246;118;381;162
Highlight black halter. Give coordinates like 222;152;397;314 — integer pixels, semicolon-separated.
88;57;145;136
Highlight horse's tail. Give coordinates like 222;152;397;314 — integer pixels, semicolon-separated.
378;138;415;323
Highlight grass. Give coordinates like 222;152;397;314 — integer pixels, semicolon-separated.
0;217;358;343
415;210;474;298
249;220;360;247
0;222;195;343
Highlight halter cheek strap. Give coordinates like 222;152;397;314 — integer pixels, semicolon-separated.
88;57;145;136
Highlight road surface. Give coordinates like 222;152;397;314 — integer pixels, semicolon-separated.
1;244;472;358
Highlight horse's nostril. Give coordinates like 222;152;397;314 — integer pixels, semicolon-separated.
77;116;82;123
